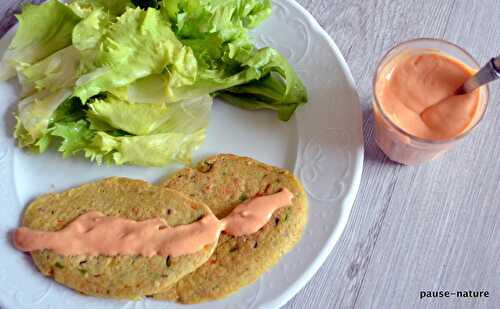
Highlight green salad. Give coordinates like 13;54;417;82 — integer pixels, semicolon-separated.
1;0;307;166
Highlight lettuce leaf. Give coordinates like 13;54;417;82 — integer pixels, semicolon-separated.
50;119;95;157
85;129;206;166
219;50;308;120
72;8;111;51
0;0;81;80
162;0;271;38
112;74;168;104
19;46;80;92
15;88;72;150
69;0;132;18
88;95;171;135
88;95;212;135
43;94;212;165
157;0;307;116
46;97;96;157
14;116;51;153
73;7;197;102
121;46;307;118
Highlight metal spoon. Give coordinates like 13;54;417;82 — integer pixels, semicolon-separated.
419;56;498;131
459;56;500;93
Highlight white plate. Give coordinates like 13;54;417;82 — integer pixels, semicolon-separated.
0;0;363;308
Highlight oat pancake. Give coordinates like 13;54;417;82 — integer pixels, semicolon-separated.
21;177;218;299
154;154;308;303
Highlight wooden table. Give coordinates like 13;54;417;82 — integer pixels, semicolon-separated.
1;1;499;309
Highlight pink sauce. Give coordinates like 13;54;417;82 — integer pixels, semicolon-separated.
376;51;480;140
221;189;293;236
13;189;294;258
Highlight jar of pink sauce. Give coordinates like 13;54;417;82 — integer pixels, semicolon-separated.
373;38;489;165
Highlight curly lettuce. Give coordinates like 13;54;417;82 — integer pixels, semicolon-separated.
4;0;307;166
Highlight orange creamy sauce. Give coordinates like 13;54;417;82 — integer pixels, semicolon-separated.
376;51;480;140
13;189;294;258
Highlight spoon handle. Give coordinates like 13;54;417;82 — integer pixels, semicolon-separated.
462;56;500;93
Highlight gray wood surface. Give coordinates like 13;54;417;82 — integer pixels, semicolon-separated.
0;1;499;309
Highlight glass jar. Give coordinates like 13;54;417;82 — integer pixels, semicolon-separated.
372;38;489;165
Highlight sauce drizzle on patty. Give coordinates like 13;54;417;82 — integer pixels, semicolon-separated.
13;189;294;257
